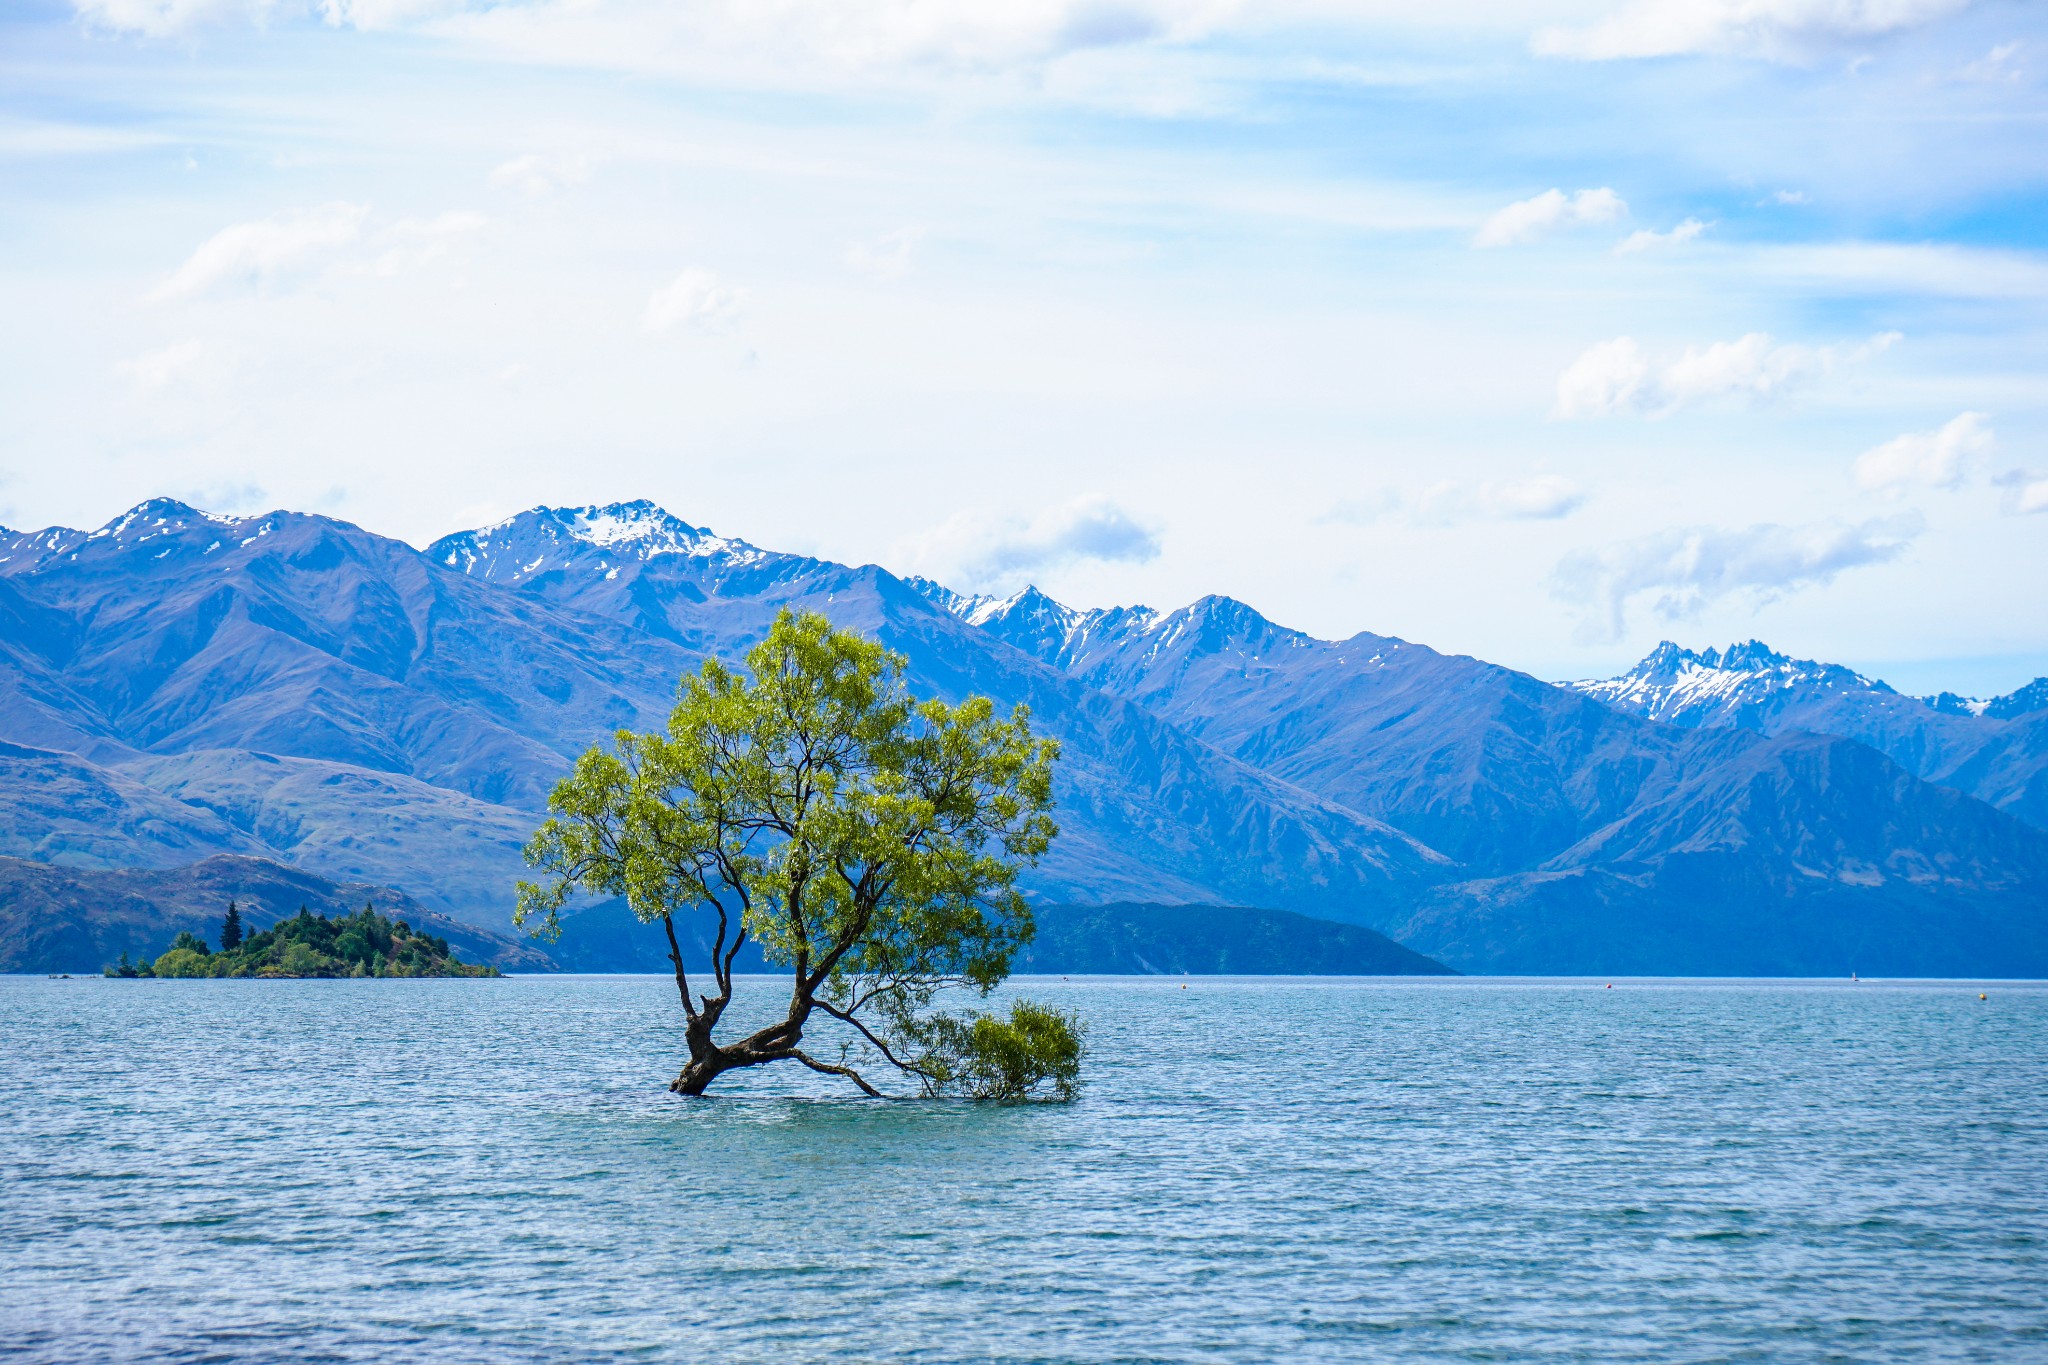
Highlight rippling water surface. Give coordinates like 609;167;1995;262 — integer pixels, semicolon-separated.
3;974;2044;1362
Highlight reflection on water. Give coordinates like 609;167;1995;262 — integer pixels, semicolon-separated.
3;974;2044;1362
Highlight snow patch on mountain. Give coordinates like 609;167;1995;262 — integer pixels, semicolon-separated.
3;501;257;572
0;525;86;569
1923;691;1994;718
1987;679;2048;721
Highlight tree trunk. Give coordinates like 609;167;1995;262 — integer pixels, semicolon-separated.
670;1010;733;1096
668;990;815;1096
671;1053;726;1096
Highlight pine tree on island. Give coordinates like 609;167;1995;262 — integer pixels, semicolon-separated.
220;901;243;951
518;608;1085;1101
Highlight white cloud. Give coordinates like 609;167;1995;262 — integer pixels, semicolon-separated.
419;0;1214;80
1553;337;1652;418
0;120;175;156
844;226;925;281
146;203;485;302
114;339;207;393
1475;475;1586;520
1555;330;1901;418
1616;217;1708;255
1853;412;1994;492
318;0;462;26
1473;187;1627;248
372;211;487;275
1993;469;2048;516
1660;332;1822;405
72;0;277;38
899;495;1161;589
1321;488;1405;526
1770;189;1809;205
488;151;592;196
170;477;268;514
1335;476;1587;526
1552;515;1921;640
643;268;747;332
1957;39;2022;83
148;202;370;302
1533;0;1972;63
1753;242;2048;302
64;0;1225;71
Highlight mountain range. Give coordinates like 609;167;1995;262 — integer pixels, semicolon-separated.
1567;640;2048;830
2;497;2044;976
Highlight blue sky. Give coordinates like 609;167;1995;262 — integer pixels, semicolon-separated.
2;0;2044;692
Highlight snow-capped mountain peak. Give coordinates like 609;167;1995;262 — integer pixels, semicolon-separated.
429;501;768;583
1569;639;1895;726
966;585;1075;629
907;574;1329;676
89;498;243;544
1577;639;2048;729
907;577;1175;667
2;499;259;571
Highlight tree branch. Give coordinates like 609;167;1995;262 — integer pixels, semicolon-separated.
812;996;938;1081
787;1048;883;1098
660;913;698;1021
722;920;750;985
804;895;875;993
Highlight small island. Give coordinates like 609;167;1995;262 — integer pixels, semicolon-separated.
106;902;501;979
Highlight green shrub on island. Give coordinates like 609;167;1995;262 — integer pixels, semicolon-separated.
104;903;500;979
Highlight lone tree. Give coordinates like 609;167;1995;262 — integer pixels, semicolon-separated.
220;901;244;952
517;609;1083;1100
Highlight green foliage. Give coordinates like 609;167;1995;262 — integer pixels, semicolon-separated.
152;947;211;978
169;930;210;956
903;999;1086;1101
518;608;1078;1100
106;903;499;979
220;901;244;951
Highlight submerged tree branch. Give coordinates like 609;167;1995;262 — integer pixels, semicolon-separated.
787;1048;883;1098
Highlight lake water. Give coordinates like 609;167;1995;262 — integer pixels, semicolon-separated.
2;974;2044;1363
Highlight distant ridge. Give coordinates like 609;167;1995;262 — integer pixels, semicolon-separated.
1016;903;1455;976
